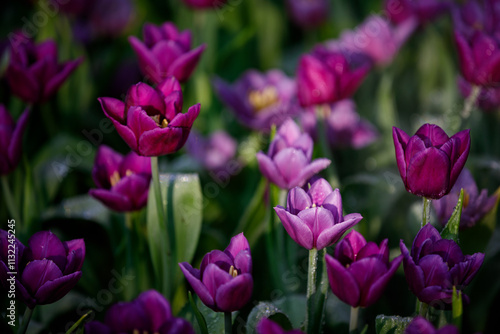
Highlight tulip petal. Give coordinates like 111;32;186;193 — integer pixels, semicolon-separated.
92;145;123;189
35;271;81;305
340;63;370;99
106;115;139;152
297;54;337;107
448;130;471;188
64;238;85;274
28;231;67;270
316;212;362;250
292;158;332;189
112;174;151;210
415;123;450;147
256;152;286;188
125;82;166;115
85;322;112;334
202;263;232;302
98;97;126;123
275;207;314;249
120;151;152;176
325;254;360;307
215;273;253;312
364;255;403;307
418;286;453;306
449;252;484;287
406;147;450;199
127;106;158;140
349;257;388;307
137;127;184;156
159;318;195;334
308;178;333;205
392;127;410;181
137;290;172;331
400;240;426;296
89;188;133;212
7;108;29;168
286;187;312;215
225;233;250;260
200;250;233;275
233;249;252;275
169;44;206;82
6;63;40;103
322;188;343;222
179;262;215;309
105;299;149;332
454;31;476;83
22;259;63;295
128;36;162;84
44;58;83;100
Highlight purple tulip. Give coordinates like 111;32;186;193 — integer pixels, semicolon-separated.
256;317;304;334
186;130;238;172
297;47;371;107
326;230;402;307
89;0;135;38
392;123;471;199
85;290;194;334
454;30;500;87
325;15;417;66
179;233;253;312
384;0;452;25
129;22;205;84
405;316;459;334
274;177;362;250
400;224;484;307
433;168;498;229
452;0;500;41
182;0;227;9
89;145;152;212
285;0;329;29
458;76;500;112
6;35;82;104
300;99;379;149
256;119;331;190
0;230;85;309
214;69;299;131
0;105;29;176
98;77;200;156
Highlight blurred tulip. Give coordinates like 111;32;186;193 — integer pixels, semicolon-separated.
214;69;299;131
275;177;362;250
89;0;134;38
300;99;379;149
0;230;84;309
186;130;238;173
392;123;471;199
257;318;304;334
0;105;29;176
458;76;500;112
384;0;452;25
326;230;402;307
405;316;459;334
400;224;484;307
129;22;205;84
285;0;329;29
452;0;500;40
179;233;253;312
256;119;330;189
85;290;194;334
433;168;498;229
182;0;227;9
98;77;200;156
6;36;82;103
89;145;151;212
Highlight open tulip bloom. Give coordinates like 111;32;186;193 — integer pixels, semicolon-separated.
179;233;253;312
392;123;471;199
98;76;200;156
405;316;459;334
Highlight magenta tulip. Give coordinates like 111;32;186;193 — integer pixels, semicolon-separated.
285;0;329;29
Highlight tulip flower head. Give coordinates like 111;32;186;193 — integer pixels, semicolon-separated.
0;230;85;309
458;76;500;112
392;123;471;199
129;22;205;84
400;224;484;307
98;76;200;156
186;130;238;173
257;317;305;334
452;0;500;40
85;290;194;334
274;177;363;250
256;119;331;189
214;69;299;131
326;230;402;308
0;105;29;176
89;145;152;212
179;233;253;312
285;0;329;29
405;316;459;334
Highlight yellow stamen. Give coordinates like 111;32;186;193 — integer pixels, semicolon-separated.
161;118;169;128
229;265;238;278
133;330;140;334
248;86;279;112
125;169;133;177
312;203;316;208
110;171;121;187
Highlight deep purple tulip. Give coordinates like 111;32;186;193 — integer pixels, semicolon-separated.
182;0;226;9
454;30;500;87
0;230;85;309
129;22;205;84
214;69;299;131
392;123;471;199
400;224;484;307
452;0;500;40
98;77;200;156
285;0;329;29
85;290;194;334
297;47;370;107
256;318;304;334
326;230;402;307
256;119;331;189
384;0;452;25
405;316;459;334
300;99;379;149
6;36;82;104
433;168;498;229
186;130;238;172
458;76;500;112
179;233;253;312
0;105;29;176
274;177;362;250
89;145;151;212
327;15;417;66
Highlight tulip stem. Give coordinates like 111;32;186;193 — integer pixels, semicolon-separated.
349;307;359;333
422;197;432;226
316;105;339;189
18;307;33;334
266;183;284;292
1;176;21;226
304;248;318;332
461;85;481;121
224;312;232;334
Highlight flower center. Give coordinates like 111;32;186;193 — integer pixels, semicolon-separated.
229;265;238;278
150;115;170;128
248;86;279;112
110;171;121;187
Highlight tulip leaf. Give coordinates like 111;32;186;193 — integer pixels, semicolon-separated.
441;189;464;242
452;286;463;330
375;315;413;334
189;292;209;334
65;310;92;334
246;302;293;334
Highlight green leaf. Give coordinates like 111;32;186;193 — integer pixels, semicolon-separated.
189;292;209;334
65;310;92;334
42;195;109;225
375;315;413;334
441;189;464;242
452;286;463;330
246;302;293;334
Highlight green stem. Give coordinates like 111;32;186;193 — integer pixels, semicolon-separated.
224;312;232;334
18;307;33;334
316;105;339;189
419;302;429;319
151;157;165;224
304;248;318;332
349;307;359;334
1;176;21;224
461;85;481;121
124;212;134;299
422;197;432;227
265;183;282;291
